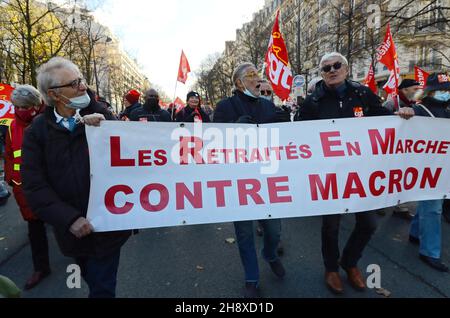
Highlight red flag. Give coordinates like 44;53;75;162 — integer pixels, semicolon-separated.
174;97;186;114
265;10;293;101
376;24;400;110
383;71;397;95
177;50;191;84
0;83;16;126
414;66;430;89
364;64;378;94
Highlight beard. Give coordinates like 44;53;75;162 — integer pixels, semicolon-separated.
143;98;159;112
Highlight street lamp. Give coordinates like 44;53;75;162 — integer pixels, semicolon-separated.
92;36;112;96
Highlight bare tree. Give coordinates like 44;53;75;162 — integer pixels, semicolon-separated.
0;0;74;85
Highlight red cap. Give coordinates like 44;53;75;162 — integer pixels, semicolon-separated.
125;90;140;104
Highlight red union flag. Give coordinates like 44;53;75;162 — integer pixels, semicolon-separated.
414;66;429;89
177;50;191;84
265;10;293;101
364;63;378;94
376;24;398;72
383;70;401;108
377;24;400;110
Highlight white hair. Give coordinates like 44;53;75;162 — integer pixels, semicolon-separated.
36;57;82;106
11;85;42;108
320;52;349;68
232;62;255;88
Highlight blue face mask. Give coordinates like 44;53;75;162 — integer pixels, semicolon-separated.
434;91;450;102
62;93;91;109
260;95;272;102
241;79;259;99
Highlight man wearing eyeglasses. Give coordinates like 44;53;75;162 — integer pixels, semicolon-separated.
296;52;414;295
213;63;288;298
21;57;131;298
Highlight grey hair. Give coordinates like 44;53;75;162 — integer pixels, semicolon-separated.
36;57;82;106
232;62;255;88
320;52;349;68
11;85;42;108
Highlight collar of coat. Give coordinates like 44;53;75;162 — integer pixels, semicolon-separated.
311;79;366;102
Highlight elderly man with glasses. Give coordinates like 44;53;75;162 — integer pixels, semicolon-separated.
21;57;131;298
296;52;414;295
213;62;289;298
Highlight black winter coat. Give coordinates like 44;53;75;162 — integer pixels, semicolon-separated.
413;96;450;119
22;96;131;258
129;106;172;122
175;106;211;123
213;91;279;124
296;80;392;121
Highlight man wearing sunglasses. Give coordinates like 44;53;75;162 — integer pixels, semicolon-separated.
296;52;414;295
259;80;274;103
21;57;131;298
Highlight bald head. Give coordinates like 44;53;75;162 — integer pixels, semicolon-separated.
145;89;159;100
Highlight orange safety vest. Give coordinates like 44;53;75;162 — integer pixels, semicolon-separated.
8;120;25;186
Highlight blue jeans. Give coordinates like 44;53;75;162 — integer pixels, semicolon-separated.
410;199;443;259
75;249;121;298
234;219;281;283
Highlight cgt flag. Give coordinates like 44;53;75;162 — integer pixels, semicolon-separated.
364;63;378;94
0;83;15;126
265;10;293;101
415;66;430;89
177;50;191;84
376;24;400;109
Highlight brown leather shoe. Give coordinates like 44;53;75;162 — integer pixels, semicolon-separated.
24;270;51;290
344;267;366;291
325;271;344;294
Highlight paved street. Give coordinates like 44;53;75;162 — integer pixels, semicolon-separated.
0;196;449;298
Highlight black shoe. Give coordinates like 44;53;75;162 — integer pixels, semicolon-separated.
393;210;414;221
276;243;284;256
443;212;450;224
269;259;285;278
24;270;51;290
409;235;420;245
256;226;263;237
244;282;259;298
419;254;449;272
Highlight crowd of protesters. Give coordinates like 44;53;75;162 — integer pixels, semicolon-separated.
0;51;449;299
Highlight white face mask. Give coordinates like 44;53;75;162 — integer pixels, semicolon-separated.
62;93;91;109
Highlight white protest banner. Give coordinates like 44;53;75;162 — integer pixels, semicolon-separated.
86;117;450;232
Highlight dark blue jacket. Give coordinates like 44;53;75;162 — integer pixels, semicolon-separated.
213;91;279;124
119;102;141;120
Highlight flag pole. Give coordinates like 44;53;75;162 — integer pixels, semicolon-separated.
172;79;178;120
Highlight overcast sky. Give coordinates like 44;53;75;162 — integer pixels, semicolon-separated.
93;0;265;100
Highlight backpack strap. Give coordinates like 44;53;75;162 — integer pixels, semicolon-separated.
416;104;436;118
